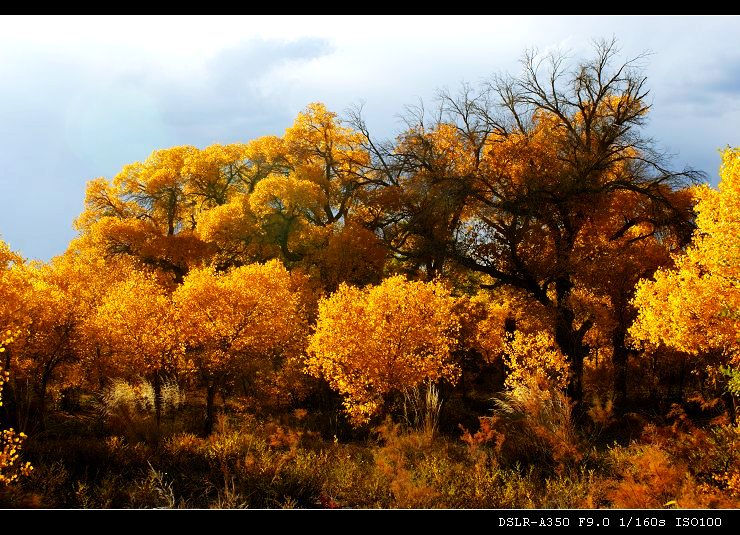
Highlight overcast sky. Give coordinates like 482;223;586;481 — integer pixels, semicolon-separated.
0;15;738;260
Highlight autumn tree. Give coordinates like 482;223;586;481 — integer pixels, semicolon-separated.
246;103;383;286
1;334;32;486
347;116;477;280
75;107;384;290
466;288;568;392
2;244;140;430
191;137;292;269
353;39;698;405
0;243;32;484
75;146;223;283
173;260;305;434
9;260;78;428
0;241;28;373
306;276;460;425
92;269;183;425
570;188;692;410
631;148;740;417
58;242;140;391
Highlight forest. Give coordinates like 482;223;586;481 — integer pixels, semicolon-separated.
0;40;738;508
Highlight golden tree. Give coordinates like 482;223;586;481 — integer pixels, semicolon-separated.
631;148;740;413
75;146;218;283
306;276;460;425
191;136;292;268
10;261;78;427
173;260;305;434
72;104;384;291
568;187;692;409
353;40;699;405
5;246;141;429
0;241;29;366
459;288;567;393
0;242;32;485
247;103;382;286
1;336;32;486
93;268;183;425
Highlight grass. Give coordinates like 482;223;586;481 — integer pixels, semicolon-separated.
1;380;738;509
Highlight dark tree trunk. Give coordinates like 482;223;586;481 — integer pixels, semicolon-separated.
612;328;629;414
554;309;589;406
723;392;736;426
38;375;48;431
677;356;687;402
36;360;56;432
564;347;584;404
152;371;162;427
204;382;217;436
553;278;582;405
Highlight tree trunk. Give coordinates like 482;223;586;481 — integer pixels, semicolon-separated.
37;377;48;432
677;356;686;402
565;347;585;405
612;329;629;414
554;318;593;422
152;371;162;427
723;392;736;426
553;277;590;407
204;382;217;436
555;311;588;406
36;361;55;432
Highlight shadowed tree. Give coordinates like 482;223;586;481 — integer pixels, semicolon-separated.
352;39;700;405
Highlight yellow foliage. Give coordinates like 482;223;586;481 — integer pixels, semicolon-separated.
249;175;324;220
631;148;740;364
0;332;32;485
460;289;566;390
93;269;183;377
313;222;386;290
306;276;460;425
504;331;570;391
174;260;305;377
0;241;30;340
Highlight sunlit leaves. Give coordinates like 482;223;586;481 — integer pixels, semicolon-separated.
174;260;305;377
631;148;740;364
306;276;460;425
93;269;183;378
0;252;32;485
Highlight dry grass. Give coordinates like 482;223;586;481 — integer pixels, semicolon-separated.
2;381;738;509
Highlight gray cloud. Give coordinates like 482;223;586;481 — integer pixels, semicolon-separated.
704;57;740;95
0;37;332;260
155;38;332;140
1;18;739;261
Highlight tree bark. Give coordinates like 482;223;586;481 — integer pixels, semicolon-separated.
38;375;48;431
612;328;629;414
153;371;162;427
204;382;217;436
36;360;56;432
722;391;736;426
554;309;590;408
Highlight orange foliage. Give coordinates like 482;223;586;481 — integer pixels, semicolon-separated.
631;148;740;365
0;244;30;483
174;261;304;385
92;268;183;424
306;276;460;425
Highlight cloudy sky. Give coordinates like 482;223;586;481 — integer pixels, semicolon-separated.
0;15;738;260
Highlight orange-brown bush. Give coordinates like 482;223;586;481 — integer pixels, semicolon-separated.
487;384;584;473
